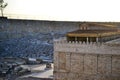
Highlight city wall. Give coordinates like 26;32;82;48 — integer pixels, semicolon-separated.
54;39;120;80
54;52;120;80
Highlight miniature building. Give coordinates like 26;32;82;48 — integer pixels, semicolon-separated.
54;23;120;80
67;23;120;43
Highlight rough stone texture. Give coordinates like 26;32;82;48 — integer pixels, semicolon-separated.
98;55;111;74
58;52;66;71
54;52;59;71
84;54;97;74
112;55;120;75
66;53;71;72
54;43;120;80
71;53;84;73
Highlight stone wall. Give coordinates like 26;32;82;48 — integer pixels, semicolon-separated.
54;38;120;55
54;52;120;80
54;38;120;80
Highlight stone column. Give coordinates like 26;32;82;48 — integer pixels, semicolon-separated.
75;37;77;41
96;37;99;43
86;37;89;43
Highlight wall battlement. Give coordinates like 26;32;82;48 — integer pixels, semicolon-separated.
54;38;120;55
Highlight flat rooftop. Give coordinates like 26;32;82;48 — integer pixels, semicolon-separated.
106;38;120;45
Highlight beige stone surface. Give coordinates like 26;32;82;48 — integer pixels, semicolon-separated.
54;52;59;71
98;55;111;74
70;53;84;73
66;53;71;72
112;55;120;75
84;54;97;74
54;39;120;80
58;52;66;71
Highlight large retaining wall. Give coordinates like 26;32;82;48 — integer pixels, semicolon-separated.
54;52;120;80
54;39;120;80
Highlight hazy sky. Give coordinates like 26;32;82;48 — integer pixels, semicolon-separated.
3;0;120;21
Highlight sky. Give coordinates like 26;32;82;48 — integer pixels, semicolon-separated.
2;0;120;21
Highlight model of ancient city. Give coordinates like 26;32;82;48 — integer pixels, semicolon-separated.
0;17;120;80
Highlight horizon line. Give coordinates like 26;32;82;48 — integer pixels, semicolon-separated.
1;13;120;22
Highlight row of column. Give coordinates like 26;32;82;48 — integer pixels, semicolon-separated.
75;37;99;43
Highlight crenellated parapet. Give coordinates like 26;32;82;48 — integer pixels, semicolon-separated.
54;38;120;55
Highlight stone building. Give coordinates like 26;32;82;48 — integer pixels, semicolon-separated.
54;23;120;80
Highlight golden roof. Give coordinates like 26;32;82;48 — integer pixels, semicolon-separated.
67;30;120;37
88;23;117;28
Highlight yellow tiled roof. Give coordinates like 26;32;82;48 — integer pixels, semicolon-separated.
67;30;120;37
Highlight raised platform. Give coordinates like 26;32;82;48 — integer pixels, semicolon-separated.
54;38;120;80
